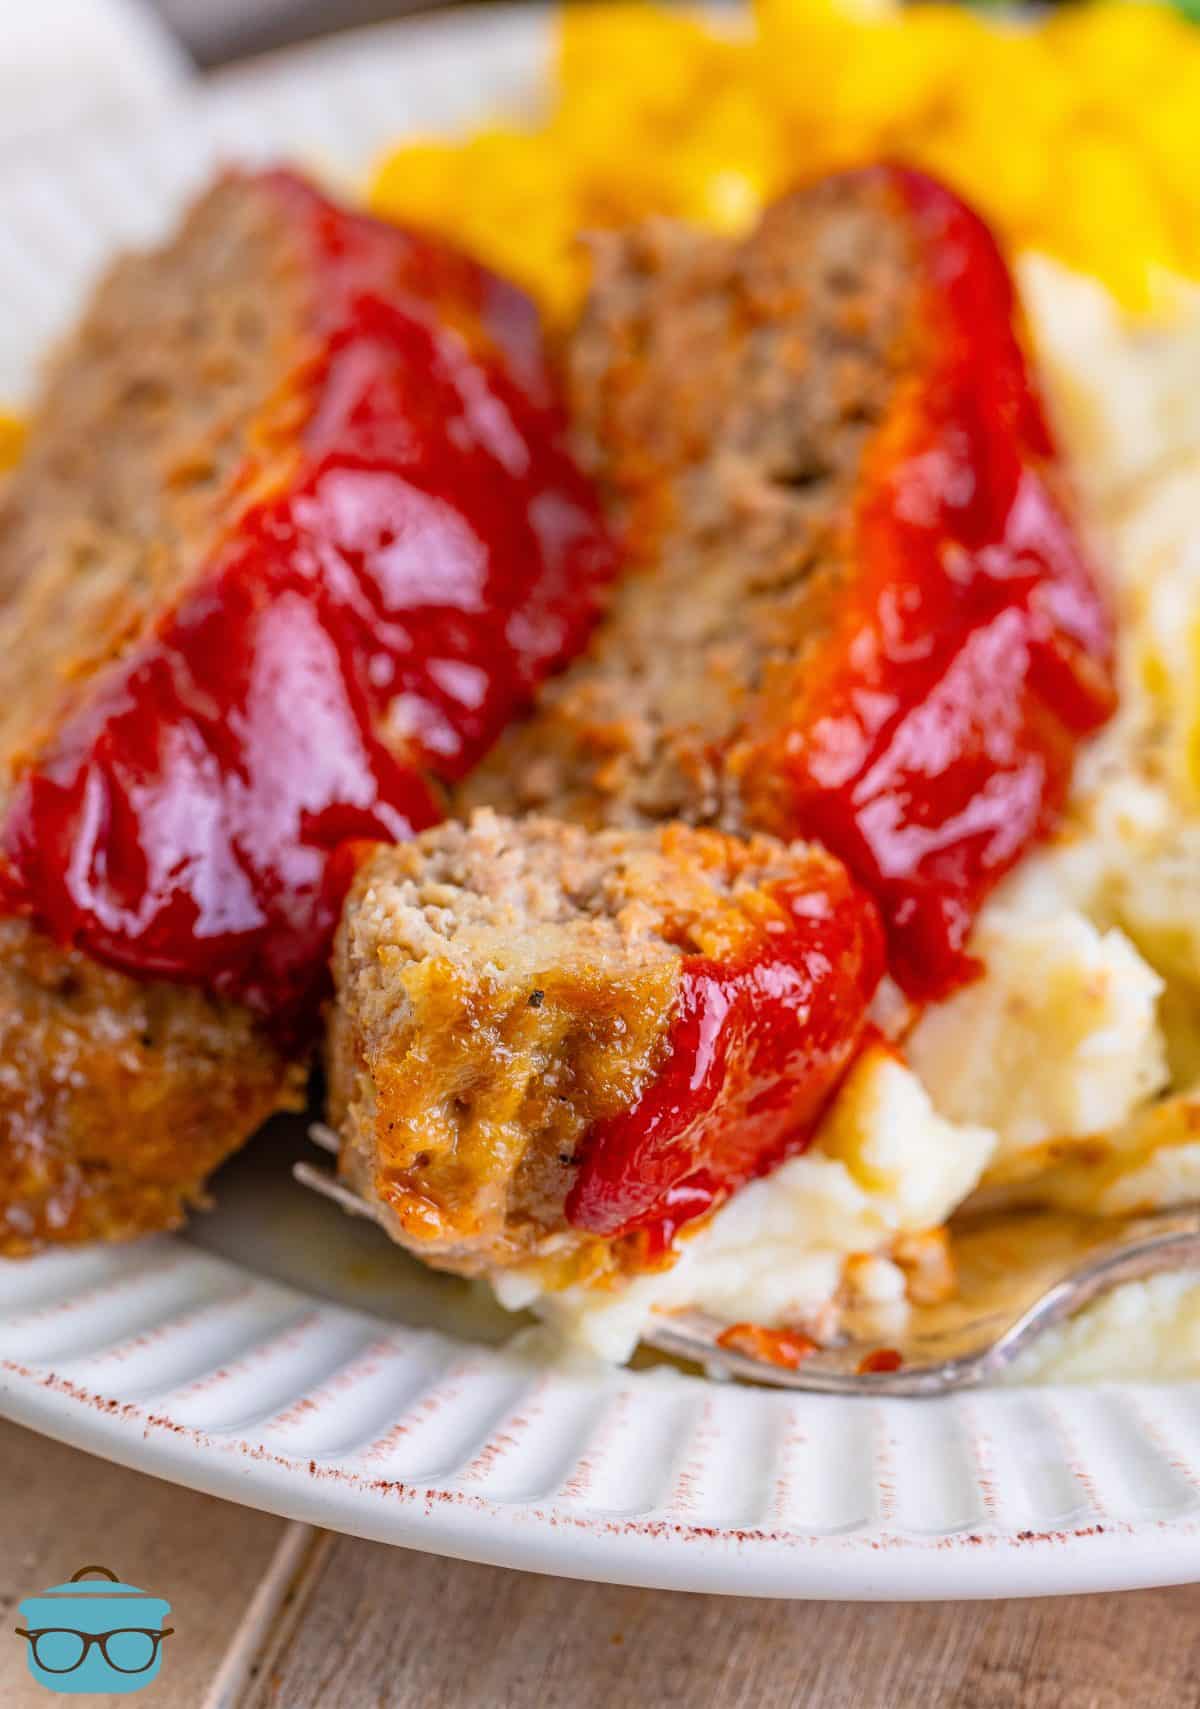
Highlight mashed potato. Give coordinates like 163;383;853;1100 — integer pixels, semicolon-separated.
497;1044;995;1361
907;912;1166;1175
1009;1271;1200;1385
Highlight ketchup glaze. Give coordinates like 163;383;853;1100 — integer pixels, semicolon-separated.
741;165;1116;1000
567;869;885;1244
0;165;1115;1260
568;166;1115;1244
0;171;618;1042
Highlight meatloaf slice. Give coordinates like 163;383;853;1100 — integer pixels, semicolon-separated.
462;165;1115;997
0;169;613;1253
464;172;913;830
328;811;883;1282
0;919;303;1250
0;176;314;1251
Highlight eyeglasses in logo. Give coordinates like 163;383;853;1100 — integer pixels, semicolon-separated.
15;1565;173;1696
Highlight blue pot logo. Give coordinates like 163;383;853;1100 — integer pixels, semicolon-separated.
15;1565;173;1695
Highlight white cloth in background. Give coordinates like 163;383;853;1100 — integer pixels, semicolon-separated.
0;0;187;152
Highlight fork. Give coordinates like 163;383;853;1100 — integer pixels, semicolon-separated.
294;1144;1200;1396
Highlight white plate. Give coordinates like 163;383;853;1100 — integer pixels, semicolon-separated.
3;4;1200;1599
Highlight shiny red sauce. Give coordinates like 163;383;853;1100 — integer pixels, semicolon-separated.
858;1347;904;1375
743;164;1116;999
0;171;617;1042
569;165;1115;1244
567;871;885;1242
0;165;1115;1259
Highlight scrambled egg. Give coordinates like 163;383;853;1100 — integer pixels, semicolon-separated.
370;0;1200;317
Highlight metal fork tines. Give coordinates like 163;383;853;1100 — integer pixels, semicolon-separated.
292;1150;1200;1396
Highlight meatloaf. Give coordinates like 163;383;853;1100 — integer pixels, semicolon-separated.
0;176;312;1251
328;810;883;1283
0;169;614;1253
462;165;1115;997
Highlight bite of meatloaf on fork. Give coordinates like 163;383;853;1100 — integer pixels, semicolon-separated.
0;169;615;1252
328;811;883;1284
323;165;1116;1289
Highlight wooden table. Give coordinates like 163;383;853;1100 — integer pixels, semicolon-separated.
2;1418;1198;1708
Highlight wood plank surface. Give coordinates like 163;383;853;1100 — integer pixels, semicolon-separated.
0;1418;286;1709
4;1417;1200;1708
249;1534;1200;1709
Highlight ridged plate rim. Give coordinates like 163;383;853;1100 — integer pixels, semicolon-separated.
1;3;1200;1598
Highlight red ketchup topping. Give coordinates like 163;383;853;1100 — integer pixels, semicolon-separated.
742;164;1116;1000
0;171;617;1042
568;165;1115;1246
567;872;885;1243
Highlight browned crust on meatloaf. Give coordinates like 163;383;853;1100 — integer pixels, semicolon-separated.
328;810;836;1284
0;177;317;1252
0;176;312;775
460;173;919;828
0;918;305;1251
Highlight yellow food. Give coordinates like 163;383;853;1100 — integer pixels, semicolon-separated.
369;0;1200;319
0;412;24;470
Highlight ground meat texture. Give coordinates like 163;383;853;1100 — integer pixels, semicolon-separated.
0;919;304;1252
0;177;310;1250
462;166;1115;996
463;173;917;828
0;170;613;1252
328;811;883;1282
